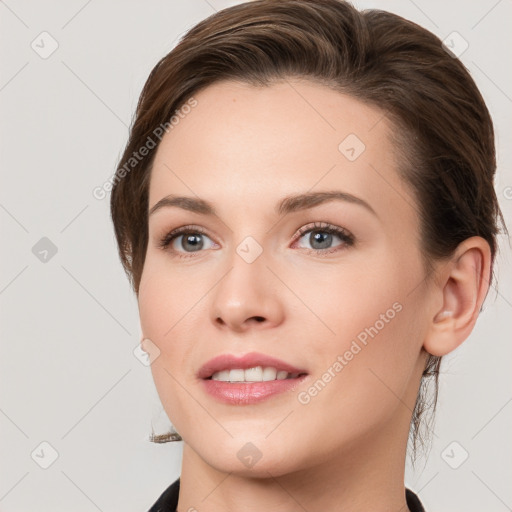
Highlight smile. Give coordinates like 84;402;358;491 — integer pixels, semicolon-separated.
198;352;309;404
208;366;302;382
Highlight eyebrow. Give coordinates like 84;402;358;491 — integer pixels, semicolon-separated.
148;191;377;218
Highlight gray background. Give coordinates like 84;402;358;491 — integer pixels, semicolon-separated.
0;1;511;511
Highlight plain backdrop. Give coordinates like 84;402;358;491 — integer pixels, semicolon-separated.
0;1;511;511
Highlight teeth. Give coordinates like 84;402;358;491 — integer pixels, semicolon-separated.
262;367;277;381
229;369;246;382
210;366;299;382
212;370;230;381
245;366;264;381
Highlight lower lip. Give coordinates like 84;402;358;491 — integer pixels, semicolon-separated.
201;375;308;405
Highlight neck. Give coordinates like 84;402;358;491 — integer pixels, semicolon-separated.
177;403;413;512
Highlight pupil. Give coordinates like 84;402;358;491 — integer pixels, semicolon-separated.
183;233;203;252
311;231;331;249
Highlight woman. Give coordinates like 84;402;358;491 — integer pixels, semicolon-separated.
110;1;507;510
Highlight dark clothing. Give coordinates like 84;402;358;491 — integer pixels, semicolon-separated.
147;477;426;511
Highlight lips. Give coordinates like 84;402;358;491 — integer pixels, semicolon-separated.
197;352;308;380
198;352;309;405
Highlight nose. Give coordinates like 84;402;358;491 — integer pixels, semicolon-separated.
210;248;284;333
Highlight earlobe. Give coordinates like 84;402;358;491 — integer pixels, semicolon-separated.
423;237;491;357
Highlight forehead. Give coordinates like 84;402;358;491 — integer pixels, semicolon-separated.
148;79;416;227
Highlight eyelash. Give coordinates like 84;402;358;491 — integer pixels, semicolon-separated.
157;221;355;259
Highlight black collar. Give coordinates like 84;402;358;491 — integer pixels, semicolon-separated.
148;478;426;512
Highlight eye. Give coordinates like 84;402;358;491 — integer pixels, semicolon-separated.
158;225;217;258
158;221;354;259
293;222;354;255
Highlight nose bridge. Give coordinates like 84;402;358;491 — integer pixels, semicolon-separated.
210;235;283;330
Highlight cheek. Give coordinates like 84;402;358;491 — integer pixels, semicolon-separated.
138;261;200;432
296;257;406;342
297;252;423;392
138;256;211;394
299;253;425;409
138;255;199;339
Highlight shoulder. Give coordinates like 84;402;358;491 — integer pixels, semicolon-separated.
147;477;180;512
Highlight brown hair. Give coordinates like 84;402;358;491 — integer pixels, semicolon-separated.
110;0;507;463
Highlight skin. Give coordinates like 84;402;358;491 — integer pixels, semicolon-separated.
138;79;491;512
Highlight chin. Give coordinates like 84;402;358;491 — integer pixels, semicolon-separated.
192;435;300;478
209;455;296;479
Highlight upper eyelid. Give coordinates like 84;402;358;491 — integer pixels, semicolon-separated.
296;221;352;236
161;222;348;237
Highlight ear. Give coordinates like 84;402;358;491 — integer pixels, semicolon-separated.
423;236;492;357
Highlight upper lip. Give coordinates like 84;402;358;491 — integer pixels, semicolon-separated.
198;352;308;379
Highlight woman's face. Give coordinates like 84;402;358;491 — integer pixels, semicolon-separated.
139;79;433;476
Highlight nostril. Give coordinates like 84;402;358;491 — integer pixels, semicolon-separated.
253;316;265;322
